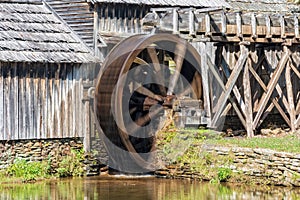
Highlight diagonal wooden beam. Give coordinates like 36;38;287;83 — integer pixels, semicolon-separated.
290;54;300;79
207;54;246;128
219;53;246;115
211;46;249;127
296;99;300;115
253;51;289;128
248;64;291;127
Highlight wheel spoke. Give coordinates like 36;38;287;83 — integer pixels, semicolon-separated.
147;46;167;96
134;57;148;65
130;106;165;133
167;40;187;95
135;83;163;102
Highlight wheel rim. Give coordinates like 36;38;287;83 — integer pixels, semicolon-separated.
94;34;202;173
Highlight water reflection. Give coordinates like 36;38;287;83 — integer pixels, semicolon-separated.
1;177;300;200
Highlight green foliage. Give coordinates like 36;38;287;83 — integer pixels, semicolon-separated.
217;167;232;182
7;159;49;182
57;148;85;177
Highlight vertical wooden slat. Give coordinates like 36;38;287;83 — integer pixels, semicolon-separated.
67;65;73;138
45;63;51;138
26;64;36;138
40;64;46;138
56;64;61;138
0;62;4;140
33;63;39;139
78;64;83;137
72;65;77;137
49;64;54;138
4;63;11;140
19;63;26;139
93;4;100;57
63;63;69;138
12;63;19;139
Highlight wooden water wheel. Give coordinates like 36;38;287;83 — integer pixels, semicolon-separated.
94;34;203;173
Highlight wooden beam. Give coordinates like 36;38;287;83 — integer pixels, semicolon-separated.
236;12;242;38
205;13;211;36
285;55;296;132
253;50;289;128
248;62;291;127
294;14;299;38
280;15;286;38
251;13;257;39
296;99;300;115
207;53;246;128
265;15;271;38
173;8;179;34
244;57;254;137
211;46;248;127
200;42;211;125
189;8;195;36
221;11;226;35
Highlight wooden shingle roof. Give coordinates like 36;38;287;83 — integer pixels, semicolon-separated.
0;0;97;63
226;0;300;13
89;0;231;8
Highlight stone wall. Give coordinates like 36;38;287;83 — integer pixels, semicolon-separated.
156;145;300;186
0;138;103;176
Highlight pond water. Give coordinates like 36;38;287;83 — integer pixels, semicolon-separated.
1;176;300;200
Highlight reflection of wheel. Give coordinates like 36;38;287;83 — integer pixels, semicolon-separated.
94;34;203;173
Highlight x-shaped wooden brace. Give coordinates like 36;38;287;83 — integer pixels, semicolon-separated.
209;46;249;128
248;52;291;129
252;50;289;129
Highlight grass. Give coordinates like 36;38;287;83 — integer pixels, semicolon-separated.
205;134;300;153
0;148;85;184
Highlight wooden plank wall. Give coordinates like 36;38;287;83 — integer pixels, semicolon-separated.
45;0;95;49
0;62;98;141
98;4;150;36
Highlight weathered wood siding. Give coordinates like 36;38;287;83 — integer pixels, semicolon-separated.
45;0;95;49
0;62;98;140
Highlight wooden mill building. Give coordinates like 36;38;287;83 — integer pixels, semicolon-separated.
1;0;299;148
0;0;98;145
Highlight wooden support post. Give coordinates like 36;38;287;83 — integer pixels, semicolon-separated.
253;50;289;128
211;46;248;127
200;42;211;126
236;12;242;38
173;8;179;34
205;13;211;36
280;15;286;38
221;11;227;35
265;15;271;38
189;8;195;36
294;14;299;38
285;47;296;132
244;48;254;137
251;13;257;39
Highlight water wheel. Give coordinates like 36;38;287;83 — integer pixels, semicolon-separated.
94;34;203;173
